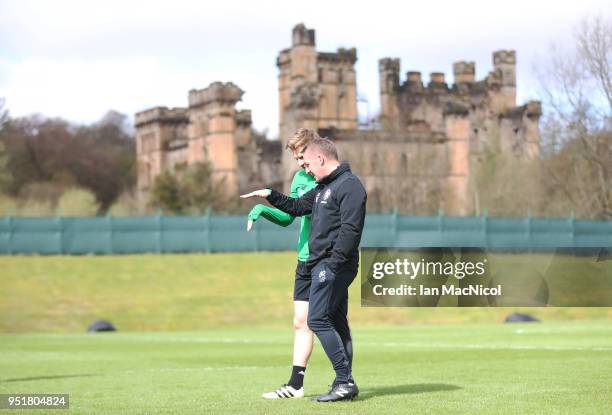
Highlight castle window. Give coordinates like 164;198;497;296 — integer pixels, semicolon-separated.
318;67;324;83
338;69;343;83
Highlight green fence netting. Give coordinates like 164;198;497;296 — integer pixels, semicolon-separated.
0;214;610;255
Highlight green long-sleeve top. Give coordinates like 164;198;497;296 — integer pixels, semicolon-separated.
248;170;317;262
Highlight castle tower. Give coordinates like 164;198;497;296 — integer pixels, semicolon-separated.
290;23;317;81
188;82;244;196
278;24;317;140
317;47;358;131
489;50;516;113
278;23;358;188
444;106;471;215
135;107;189;206
378;58;400;129
278;24;358;141
499;100;542;159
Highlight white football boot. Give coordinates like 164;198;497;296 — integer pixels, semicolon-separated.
261;384;304;399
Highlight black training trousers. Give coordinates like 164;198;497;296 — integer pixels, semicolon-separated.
307;260;357;383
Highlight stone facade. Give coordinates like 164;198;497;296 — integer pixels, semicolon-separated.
135;83;282;207
279;24;541;215
136;23;541;215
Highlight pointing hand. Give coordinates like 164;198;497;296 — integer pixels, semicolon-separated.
240;189;272;199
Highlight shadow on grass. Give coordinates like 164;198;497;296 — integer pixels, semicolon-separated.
356;383;461;401
2;374;99;383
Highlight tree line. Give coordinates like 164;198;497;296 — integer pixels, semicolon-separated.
0;107;138;215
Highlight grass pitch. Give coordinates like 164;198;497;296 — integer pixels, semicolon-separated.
1;322;611;414
0;252;611;413
1;253;610;332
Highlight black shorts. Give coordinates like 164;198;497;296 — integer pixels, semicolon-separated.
293;260;312;301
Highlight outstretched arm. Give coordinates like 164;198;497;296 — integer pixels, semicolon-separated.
244;177;306;230
248;205;295;227
240;187;318;217
266;187;318;217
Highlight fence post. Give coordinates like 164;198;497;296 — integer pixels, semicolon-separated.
392;208;398;247
156;212;162;254
59;216;65;255
437;209;444;244
7;216;13;255
569;211;576;247
107;214;114;255
482;209;488;249
205;209;212;253
527;210;533;251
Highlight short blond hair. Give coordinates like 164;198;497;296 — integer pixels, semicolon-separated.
286;128;320;151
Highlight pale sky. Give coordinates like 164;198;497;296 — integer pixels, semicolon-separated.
0;0;609;138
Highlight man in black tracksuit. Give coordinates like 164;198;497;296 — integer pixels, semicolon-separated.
243;137;366;402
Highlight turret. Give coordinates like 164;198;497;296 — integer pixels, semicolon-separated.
292;23;315;47
379;58;400;129
135;106;189;205
453;61;475;84
491;50;517;111
188;82;244;196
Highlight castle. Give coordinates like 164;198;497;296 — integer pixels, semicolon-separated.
136;23;541;214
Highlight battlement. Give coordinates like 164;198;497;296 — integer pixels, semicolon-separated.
430;73;445;84
428;72;448;93
292;23;315;46
525;100;542;118
277;49;291;67
493;50;516;65
135;106;189;127
317;48;357;64
407;71;422;83
453;61;475;83
379;58;400;73
402;71;424;93
378;49;520;100
399;70;451;94
502;100;542;120
188;82;244;108
236;109;253;126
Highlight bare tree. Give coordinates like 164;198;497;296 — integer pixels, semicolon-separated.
536;16;612;219
0;98;8;132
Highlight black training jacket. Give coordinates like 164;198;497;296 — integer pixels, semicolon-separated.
267;162;367;273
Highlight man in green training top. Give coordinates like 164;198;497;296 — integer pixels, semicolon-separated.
246;128;319;399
